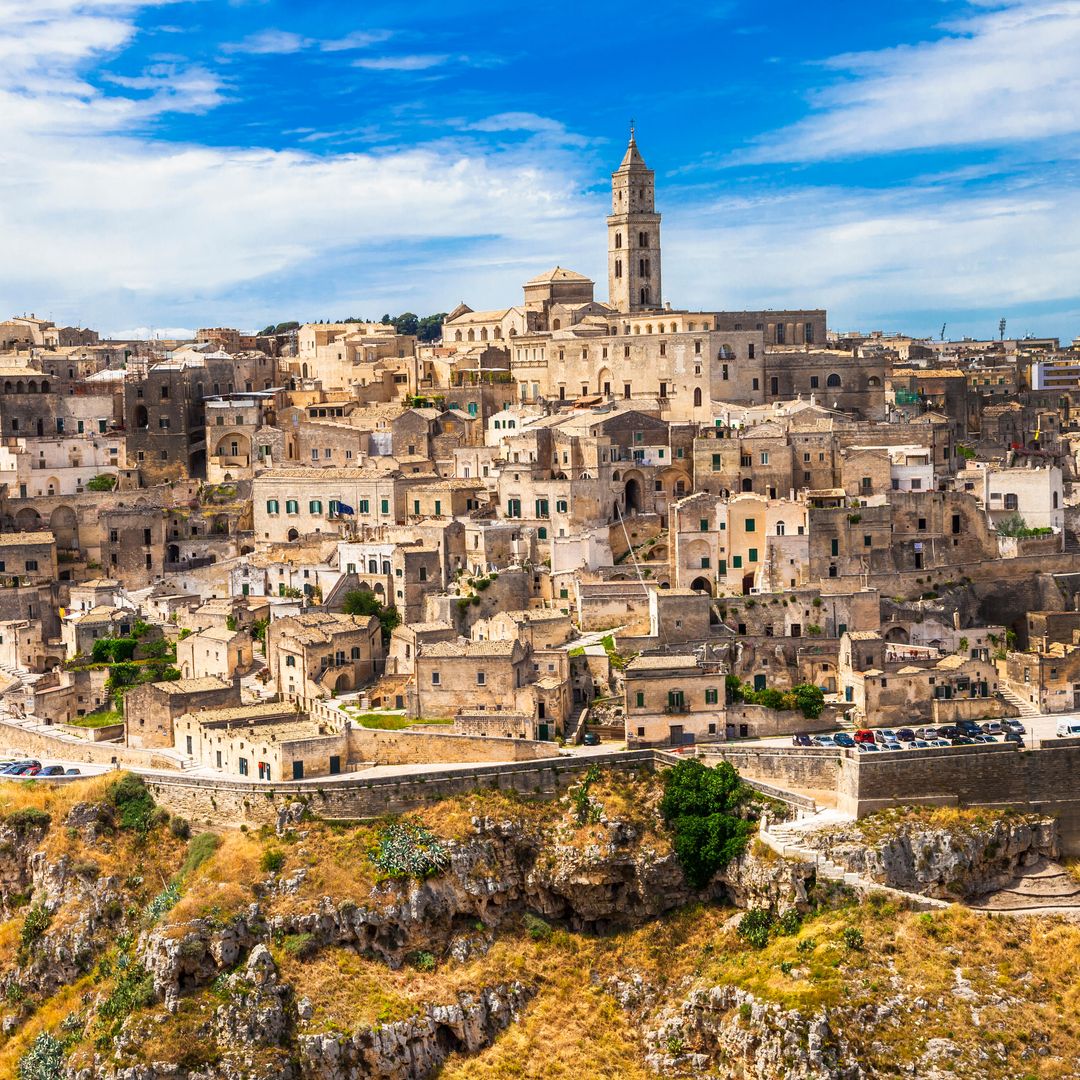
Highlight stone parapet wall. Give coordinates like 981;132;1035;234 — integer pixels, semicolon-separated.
0;718;178;770
143;750;656;828
347;726;556;765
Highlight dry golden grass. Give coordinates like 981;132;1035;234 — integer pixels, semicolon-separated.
164;830;263;931
0;772;114;820
0;974;96;1076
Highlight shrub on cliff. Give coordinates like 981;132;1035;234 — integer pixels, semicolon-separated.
106;773;157;833
17;1031;65;1080
660;760;752;888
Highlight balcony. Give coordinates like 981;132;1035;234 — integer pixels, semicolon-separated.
665;702;690;714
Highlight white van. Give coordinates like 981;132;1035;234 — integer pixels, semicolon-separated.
1055;721;1080;738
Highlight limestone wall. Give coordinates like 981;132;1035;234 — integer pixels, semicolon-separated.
0;718;178;770
696;744;841;791
143;750;656;828
347;726;556;765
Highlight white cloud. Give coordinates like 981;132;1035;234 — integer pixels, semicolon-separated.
746;0;1080;161
110;325;195;339
222;27;393;55
0;1;596;329
354;54;449;72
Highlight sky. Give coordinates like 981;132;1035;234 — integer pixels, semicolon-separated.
2;0;1079;342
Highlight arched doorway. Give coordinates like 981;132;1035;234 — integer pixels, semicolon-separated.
287;528;299;541
690;576;713;595
15;508;42;530
741;573;755;595
884;626;909;644
49;506;78;550
335;672;352;693
135;405;148;430
167;544;180;564
623;470;644;515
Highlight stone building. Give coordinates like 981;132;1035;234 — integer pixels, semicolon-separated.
267;610;384;706
411;638;535;720
623;653;726;747
177;626;255;680
124;675;240;750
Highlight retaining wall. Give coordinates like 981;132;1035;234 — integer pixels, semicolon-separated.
0;719;178;771
143;750;657;828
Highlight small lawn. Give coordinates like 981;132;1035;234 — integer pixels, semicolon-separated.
343;711;453;731
69;711;123;729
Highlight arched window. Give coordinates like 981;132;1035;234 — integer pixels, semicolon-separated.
454;330;462;341
467;329;475;341
867;375;881;387
826;373;842;388
614;259;622;279
640;287;649;305
480;327;488;340
693;387;702;407
776;521;786;536
40;381;48;393
638;231;647;246
614;232;622;249
552;319;561;330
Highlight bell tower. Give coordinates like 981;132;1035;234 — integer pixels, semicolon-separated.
607;126;662;313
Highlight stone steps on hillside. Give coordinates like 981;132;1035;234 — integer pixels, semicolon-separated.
999;685;1041;719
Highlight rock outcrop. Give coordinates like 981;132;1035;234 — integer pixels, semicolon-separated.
798;813;1059;900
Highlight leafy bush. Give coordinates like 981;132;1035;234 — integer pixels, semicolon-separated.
6;807;50;833
792;683;826;719
180;833;220;878
98;963;154;1022
86;474;117;492
522;913;552;941
281;932;315;956
660;760;752;888
842;926;864;951
776;908;802;936
18;1031;65;1080
342;589;401;644
143;882;181;924
371;822;449;879
19;904;50;956
260;848;285;873
91;637;137;664
407;949;436;972
106;773;156;833
737;907;774;949
169;816;191;841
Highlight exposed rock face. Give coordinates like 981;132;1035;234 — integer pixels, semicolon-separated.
613;976;863;1080
799;815;1059;900
718;847;814;912
298;982;531;1080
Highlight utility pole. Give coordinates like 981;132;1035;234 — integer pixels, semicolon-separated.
999;318;1007;342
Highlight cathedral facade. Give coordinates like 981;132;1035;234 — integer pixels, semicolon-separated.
441;133;824;421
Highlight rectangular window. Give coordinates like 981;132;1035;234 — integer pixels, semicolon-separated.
745;518;755;532
380;499;389;515
535;499;549;517
556;500;568;513
831;538;839;556
748;547;758;562
285;499;299;514
635;691;645;708
359;499;369;514
477;672;486;686
266;500;279;514
238;758;248;776
705;688;718;705
431;671;440;685
309;500;322;514
732;555;742;568
699;518;709;532
712;453;722;471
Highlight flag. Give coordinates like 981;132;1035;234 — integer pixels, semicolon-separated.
336;502;354;515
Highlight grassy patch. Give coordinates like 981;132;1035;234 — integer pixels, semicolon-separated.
67;710;123;728
342;711;453;730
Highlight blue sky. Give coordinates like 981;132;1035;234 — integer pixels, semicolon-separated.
2;0;1079;341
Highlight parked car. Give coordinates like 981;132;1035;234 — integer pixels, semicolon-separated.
929;738;950;747
956;720;983;736
895;728;916;742
812;735;837;747
980;721;1003;735
1004;732;1025;747
874;729;898;745
1004;720;1026;735
582;732;601;746
883;741;903;752
853;729;875;745
834;733;857;748
1;761;40;775
64;768;82;776
791;733;812;747
951;736;975;745
914;727;936;740
39;765;65;777
857;742;881;753
936;726;959;739
909;740;930;749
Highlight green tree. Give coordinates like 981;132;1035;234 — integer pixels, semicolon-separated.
792;683;826;719
86;474;117;492
342;588;401;645
391;312;419;336
659;759;752;888
416;313;447;342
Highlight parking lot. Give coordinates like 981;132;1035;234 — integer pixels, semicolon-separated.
756;715;1048;752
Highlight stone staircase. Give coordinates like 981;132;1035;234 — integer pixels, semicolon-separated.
999;685;1040;719
970;860;1080;914
760;811;952;911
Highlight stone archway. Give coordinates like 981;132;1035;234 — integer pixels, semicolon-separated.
49;506;79;550
690;576;713;595
15;507;42;530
